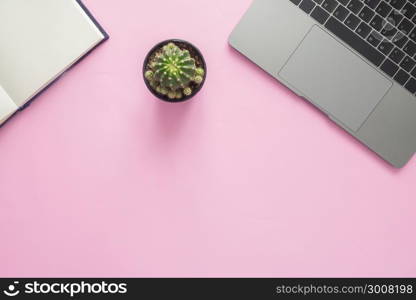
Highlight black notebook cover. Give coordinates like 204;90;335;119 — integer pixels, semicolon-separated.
0;0;109;128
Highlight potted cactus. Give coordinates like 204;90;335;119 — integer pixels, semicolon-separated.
143;40;207;102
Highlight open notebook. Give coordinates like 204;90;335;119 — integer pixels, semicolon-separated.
0;0;108;126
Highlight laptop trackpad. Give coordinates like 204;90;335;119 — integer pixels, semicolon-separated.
279;26;392;132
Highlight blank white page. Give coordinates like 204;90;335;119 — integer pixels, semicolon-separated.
0;0;105;106
0;86;18;124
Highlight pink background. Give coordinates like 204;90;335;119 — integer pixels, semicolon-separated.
1;0;415;277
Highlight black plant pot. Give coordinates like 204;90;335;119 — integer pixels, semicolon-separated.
143;39;207;103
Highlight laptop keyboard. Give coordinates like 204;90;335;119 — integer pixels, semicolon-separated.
290;0;416;95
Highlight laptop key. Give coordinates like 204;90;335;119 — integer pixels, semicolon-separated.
338;0;350;5
359;6;375;23
400;56;416;71
389;47;405;63
325;17;385;66
345;14;361;30
322;0;338;13
403;3;416;19
404;78;416;93
376;1;392;17
370;15;384;31
403;40;416;56
393;32;408;48
334;5;349;22
313;0;324;4
378;39;395;54
347;0;364;14
356;22;372;39
367;31;383;47
381;59;400;76
365;0;382;9
381;23;397;39
290;0;302;5
398;18;414;35
390;0;406;10
409;28;416;41
311;6;330;24
394;69;410;85
300;0;316;13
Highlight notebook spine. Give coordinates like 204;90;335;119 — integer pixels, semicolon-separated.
76;0;109;40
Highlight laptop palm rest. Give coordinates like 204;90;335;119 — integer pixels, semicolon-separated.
279;26;392;132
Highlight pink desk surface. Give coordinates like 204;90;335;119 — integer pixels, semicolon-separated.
1;0;415;277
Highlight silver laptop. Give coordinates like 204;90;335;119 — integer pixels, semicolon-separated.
230;0;416;168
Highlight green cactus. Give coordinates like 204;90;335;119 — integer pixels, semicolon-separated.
183;87;192;96
145;42;205;100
